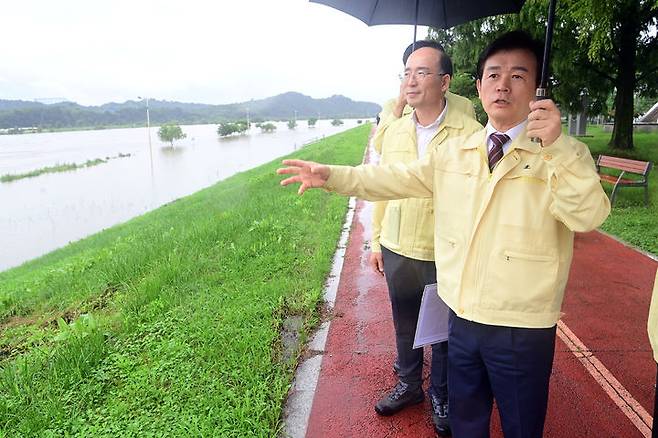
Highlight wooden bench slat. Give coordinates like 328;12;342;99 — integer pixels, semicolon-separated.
597;156;643;165
597;157;649;173
600;164;648;173
596;154;652;206
604;165;647;173
599;175;644;185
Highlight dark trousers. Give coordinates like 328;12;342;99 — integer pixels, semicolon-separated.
653;362;658;438
381;246;448;399
448;311;556;438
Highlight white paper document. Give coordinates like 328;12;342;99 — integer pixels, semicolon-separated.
413;283;450;349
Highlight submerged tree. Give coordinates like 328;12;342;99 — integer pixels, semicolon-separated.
158;123;186;147
287;119;297;130
307;117;318;127
331;119;343;126
259;122;277;133
218;120;249;137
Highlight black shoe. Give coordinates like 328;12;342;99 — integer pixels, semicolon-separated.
429;393;451;437
374;381;424;416
392;359;400;375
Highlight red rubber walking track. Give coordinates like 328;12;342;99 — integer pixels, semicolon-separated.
304;145;658;438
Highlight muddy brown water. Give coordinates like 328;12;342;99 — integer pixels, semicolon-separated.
0;120;363;271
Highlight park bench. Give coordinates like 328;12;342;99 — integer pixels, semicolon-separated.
595;155;653;206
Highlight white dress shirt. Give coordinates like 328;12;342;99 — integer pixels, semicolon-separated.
412;101;448;158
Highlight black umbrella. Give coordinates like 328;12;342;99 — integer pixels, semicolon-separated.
309;0;528;28
311;0;558;133
538;0;557;92
310;0;528;43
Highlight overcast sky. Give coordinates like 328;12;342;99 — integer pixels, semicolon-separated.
1;0;428;106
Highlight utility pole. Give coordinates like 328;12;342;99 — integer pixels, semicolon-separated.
138;96;154;176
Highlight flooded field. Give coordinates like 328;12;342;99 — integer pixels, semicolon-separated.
0;120;364;271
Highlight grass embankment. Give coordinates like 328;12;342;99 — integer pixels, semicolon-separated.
1;153;132;183
577;125;658;255
0;125;369;436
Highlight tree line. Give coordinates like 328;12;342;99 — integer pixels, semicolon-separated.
430;0;657;150
216;118;344;137
0;92;379;132
158;117;348;146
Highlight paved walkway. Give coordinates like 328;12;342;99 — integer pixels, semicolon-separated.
300;144;658;437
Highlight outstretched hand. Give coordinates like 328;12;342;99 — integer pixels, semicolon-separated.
527;99;562;147
277;159;331;195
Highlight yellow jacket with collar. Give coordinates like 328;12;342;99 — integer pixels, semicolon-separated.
373;91;476;154
326;129;611;328
371;99;482;260
647;270;658;362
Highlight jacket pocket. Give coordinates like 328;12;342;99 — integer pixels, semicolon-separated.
382;201;401;246
415;199;435;252
481;247;558;313
503;250;554;263
435;163;479;220
493;174;552;229
436;232;461;296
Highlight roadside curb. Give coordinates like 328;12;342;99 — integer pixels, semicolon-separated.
282;125;374;438
281;197;356;438
596;228;658;262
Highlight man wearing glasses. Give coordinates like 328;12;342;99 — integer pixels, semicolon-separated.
372;40;476;156
367;41;481;436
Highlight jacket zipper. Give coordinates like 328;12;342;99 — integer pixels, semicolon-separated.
503;250;555;262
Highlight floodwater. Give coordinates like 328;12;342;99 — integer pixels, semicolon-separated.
0;120;363;272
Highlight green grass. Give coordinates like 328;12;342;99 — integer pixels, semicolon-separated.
576;125;658;255
1;153;131;183
0;125;369;437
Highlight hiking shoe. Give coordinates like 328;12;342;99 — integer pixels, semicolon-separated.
429;392;451;436
374;381;424;416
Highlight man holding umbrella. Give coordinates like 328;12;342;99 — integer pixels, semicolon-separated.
278;30;610;437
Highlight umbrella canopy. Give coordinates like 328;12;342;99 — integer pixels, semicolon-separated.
310;0;527;29
311;0;558;142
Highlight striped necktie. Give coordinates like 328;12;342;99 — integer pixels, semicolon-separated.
488;132;510;172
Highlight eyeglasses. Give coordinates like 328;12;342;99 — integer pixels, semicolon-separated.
399;70;447;81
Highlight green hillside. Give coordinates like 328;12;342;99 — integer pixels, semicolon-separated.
0;92;380;131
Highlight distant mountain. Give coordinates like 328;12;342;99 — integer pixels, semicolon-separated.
0;100;45;111
0;92;380;130
241;92;379;120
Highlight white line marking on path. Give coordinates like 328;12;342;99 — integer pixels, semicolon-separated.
557;320;652;437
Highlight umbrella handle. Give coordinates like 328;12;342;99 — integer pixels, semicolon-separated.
533;0;558;144
531;88;549;144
